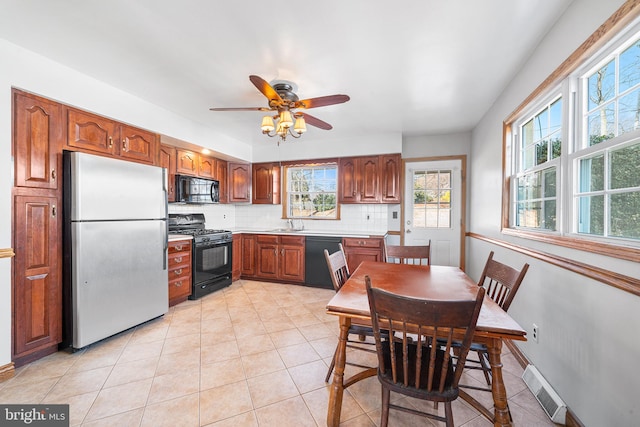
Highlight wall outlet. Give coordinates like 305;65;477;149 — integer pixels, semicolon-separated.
532;324;539;342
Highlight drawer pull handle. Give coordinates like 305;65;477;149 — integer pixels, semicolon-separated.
175;245;183;251
175;256;182;263
175;281;182;287
174;269;182;275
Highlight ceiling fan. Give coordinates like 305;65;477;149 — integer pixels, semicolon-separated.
210;75;350;143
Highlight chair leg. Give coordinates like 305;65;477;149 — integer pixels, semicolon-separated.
478;350;492;385
380;386;390;427
325;347;337;383
444;402;454;427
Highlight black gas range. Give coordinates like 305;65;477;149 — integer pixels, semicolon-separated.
168;213;232;299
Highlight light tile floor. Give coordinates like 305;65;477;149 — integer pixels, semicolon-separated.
0;280;560;426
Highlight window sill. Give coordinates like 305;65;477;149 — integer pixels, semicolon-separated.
501;227;640;262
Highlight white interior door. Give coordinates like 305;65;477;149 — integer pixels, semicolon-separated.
404;160;461;267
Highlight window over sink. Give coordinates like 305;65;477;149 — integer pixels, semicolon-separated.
284;162;339;220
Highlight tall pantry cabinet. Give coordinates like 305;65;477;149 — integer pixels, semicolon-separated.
11;89;63;366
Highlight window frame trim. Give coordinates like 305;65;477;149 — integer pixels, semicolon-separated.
282;160;341;220
501;1;640;263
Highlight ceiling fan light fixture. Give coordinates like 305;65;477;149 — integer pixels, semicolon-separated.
275;121;287;136
279;110;293;128
210;75;350;145
294;116;307;134
261;115;275;132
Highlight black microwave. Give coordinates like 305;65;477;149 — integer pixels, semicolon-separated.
175;175;219;203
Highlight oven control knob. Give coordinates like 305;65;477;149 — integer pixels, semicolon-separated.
202;237;210;242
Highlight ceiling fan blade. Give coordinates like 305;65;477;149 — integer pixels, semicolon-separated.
209;107;271;111
299;112;332;130
295;94;350;109
249;75;283;105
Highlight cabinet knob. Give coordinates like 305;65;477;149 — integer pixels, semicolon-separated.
108;136;113;147
51;169;56;181
51;205;56;218
122;139;127;151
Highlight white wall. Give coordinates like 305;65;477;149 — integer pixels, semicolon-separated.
403;132;471;159
469;0;640;425
0;39;254;368
251;132;402;163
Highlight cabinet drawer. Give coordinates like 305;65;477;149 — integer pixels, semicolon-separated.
342;237;383;249
256;234;279;244
169;265;191;281
169;240;191;253
279;235;305;246
169;251;191;269
169;276;190;300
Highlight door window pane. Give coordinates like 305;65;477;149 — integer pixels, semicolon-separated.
412;170;452;228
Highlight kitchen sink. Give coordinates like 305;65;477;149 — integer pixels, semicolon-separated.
269;228;300;233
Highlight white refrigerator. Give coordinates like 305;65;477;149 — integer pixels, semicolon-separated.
63;151;168;349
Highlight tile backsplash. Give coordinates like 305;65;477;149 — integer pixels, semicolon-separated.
168;202;397;234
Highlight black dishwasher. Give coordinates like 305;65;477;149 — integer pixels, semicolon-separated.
305;235;342;289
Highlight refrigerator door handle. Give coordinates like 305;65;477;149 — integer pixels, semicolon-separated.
162;169;168;271
162;222;168;270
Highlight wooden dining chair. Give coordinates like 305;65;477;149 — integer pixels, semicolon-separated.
463;251;530;387
384;240;431;266
324;244;380;382
365;275;485;427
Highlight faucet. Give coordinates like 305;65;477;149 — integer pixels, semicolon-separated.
287;219;294;229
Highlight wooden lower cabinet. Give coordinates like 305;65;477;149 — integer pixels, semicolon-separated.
232;234;241;281
342;236;384;273
241;234;257;277
243;234;305;283
12;193;62;366
168;239;192;306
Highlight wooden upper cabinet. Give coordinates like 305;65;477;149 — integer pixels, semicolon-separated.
359;156;380;203
380;154;401;203
339;156;379;203
119;124;157;164
252;162;281;204
66;108;157;164
176;149;198;175
159;144;176;202
228;162;251;203
339;154;401;204
339;157;358;203
198;155;215;178
13;90;62;190
217;159;228;203
67;108;118;156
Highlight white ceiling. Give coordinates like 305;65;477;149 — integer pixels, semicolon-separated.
1;0;573;147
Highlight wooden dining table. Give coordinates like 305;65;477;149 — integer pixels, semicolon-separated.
325;261;527;427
